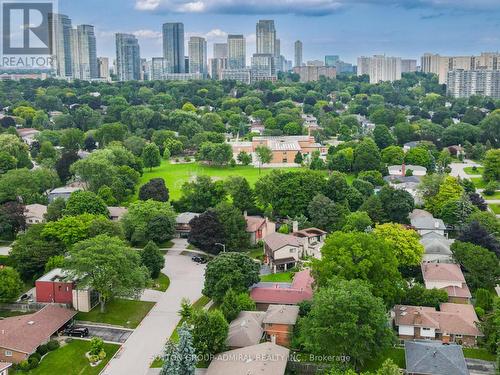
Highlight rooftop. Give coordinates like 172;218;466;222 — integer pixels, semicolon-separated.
263;232;302;252
36;268;74;283
405;341;469;375
421;263;466;284
263;305;299;325
420;232;454;255
24;204;47;218
250;270;314;305
245;216;266;233
226;311;265;348
176;212;199;225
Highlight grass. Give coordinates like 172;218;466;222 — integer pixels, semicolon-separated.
471;177;487;189
246;248;264;261
138;160;300;201
482;191;500;200
363;347;406;372
260;271;293;282
464;167;484;175
463;348;496;361
158;240;174;249
489;203;500;214
151;273;170;292
76;298;155;328
12;339;120;375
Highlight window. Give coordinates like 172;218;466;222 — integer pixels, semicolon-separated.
289;248;296;253
422;327;431;332
455;334;463;338
5;350;12;357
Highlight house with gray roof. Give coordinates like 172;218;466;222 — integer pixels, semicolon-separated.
405;341;469;375
420;232;454;263
409;209;447;236
226;311;265;349
175;212;199;238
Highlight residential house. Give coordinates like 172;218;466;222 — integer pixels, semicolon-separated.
403;141;420;152
292;228;327;259
405;341;469;375
24;204;47;225
410;210;447;236
393;303;483;346
226;311;265;349
0;305;76;363
0;362;11;375
422;263;471;304
420;232;454;263
388;164;427;177
448;145;465;158
206;342;289;375
262;305;299;347
384;176;422;205
250;270;314;310
35;268;98;312
15;128;40;146
108;206;127;221
245;215;275;246
175;212;199;238
47;186;82;202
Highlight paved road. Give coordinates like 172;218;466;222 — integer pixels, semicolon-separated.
449;159;481;179
102;246;206;375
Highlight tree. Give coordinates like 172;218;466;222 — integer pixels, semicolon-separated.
220;289;256;321
188;211;225;254
483;149;500;182
373;125;395;149
176;323;196;375
122;200;176;245
352;178;374;197
405;146;433;170
466;211;500;239
373;223;424;267
64;191;109;216
342;211;372;232
55;151;79;184
139;178;169;202
0;266;23;302
307;194;349;232
65;235;149;312
359;195;386;224
203;252;260;303
60;128;84;151
174;176;226;213
400;283;448;308
439;196;475;226
353;138;381;172
478;298;500;354
189;309;228;358
142;143;161;171
451;241;499;290
378;186;414;224
160;341;180;375
10;224;65;281
298;278;393;369
197;142;233;166
224;176;255;213
475;288;494;312
294;151;303;164
468;192;488;211
458;221;500;256
0;168;59;205
141;241;165;279
44;255;65;272
237;151;252;166
313;231;403;305
0;202;26;240
255;145;272;173
214;202;249;252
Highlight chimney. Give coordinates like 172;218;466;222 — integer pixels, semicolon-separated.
414;311;422;325
292;221;298;233
244;210;248;218
401;162;406;177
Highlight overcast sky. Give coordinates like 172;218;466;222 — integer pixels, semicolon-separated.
59;0;500;64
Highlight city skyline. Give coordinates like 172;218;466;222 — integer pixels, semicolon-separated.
58;0;500;65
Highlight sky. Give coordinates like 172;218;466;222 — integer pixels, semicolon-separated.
59;0;500;64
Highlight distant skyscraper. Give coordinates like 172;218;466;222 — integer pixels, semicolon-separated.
115;33;141;81
256;20;276;55
49;13;73;78
274;39;281;57
294;40;303;68
97;57;110;80
70;25;98;80
401;59;417;73
227;35;246;69
150;57;166;80
188;37;207;75
162;23;185;73
251;54;276;82
213;43;228;59
358;55;401;83
325;55;340;67
447;69;500;99
357;56;371;76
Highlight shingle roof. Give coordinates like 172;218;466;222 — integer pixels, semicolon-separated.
206;342;289;375
250;270;314;305
246;216;266;233
0;362;12;371
0;305;76;354
226;311;265;348
411;216;446;231
175;212;199;224
263;305;299;325
292;228;326;238
421;263;466;283
420;233;454;255
107;206;127;220
263;232;302;252
24;204;47;219
405;341;469;375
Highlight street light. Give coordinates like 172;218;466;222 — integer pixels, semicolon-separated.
215;243;226;253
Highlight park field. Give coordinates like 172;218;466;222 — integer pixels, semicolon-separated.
138;161;300;201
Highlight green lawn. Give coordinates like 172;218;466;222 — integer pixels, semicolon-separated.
260;271;293;282
246;248;264;261
471;177;487;189
138;161;300;201
482;191;500;200
463;348;496;361
363;347;406;372
489;204;500;214
76;299;155;328
464;166;484;175
12;340;119;375
151;273;170;292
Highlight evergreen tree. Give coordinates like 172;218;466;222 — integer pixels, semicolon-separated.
160;341;179;375
177;322;196;375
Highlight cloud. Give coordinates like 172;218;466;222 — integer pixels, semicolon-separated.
132;29;162;38
134;0;500;16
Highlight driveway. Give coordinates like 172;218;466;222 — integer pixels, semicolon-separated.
74;323;133;344
449;159;482;179
466;358;496;375
102;248;206;375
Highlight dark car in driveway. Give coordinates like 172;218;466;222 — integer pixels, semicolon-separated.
191;255;207;264
63;326;89;338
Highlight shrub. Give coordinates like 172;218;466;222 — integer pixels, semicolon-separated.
17;360;31;371
88;354;100;364
47;340;60;351
29;352;42;362
98;350;107;360
28;356;40;369
483;181;498;196
475;306;485;318
36;344;49;356
89;337;104;356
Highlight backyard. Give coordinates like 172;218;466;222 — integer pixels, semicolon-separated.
260;271;294;282
12;339;120;375
75;298;155;328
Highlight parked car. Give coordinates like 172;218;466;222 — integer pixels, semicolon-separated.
191;256;207;264
63;326;89;338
